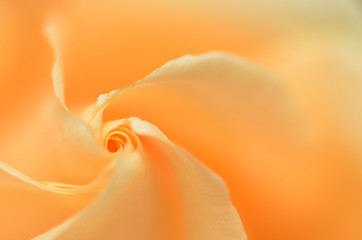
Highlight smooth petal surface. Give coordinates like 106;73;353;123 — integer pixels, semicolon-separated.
0;157;116;239
39;0;362;111
0;60;111;186
0;85;117;239
33;118;246;240
0;17;113;185
102;53;362;240
0;22;115;239
1;1;362;240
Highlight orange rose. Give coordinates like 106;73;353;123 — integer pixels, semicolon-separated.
1;0;362;240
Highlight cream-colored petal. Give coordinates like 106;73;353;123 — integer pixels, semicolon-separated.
35;0;362;111
0;161;99;240
102;52;362;240
33;119;246;240
81;89;122;141
0;86;112;185
104;51;308;174
0;119;120;240
45;22;66;105
0;7;117;239
2;1;361;240
0;21;113;184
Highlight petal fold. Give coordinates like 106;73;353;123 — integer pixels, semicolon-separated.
102;52;362;240
33;119;247;240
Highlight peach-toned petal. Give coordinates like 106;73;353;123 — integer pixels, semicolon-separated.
46;22;66;105
0;109;120;239
104;51;308;173
81;89;122;141
0;20;114;184
33;118;246;240
0;161;102;239
0;79;113;185
101;53;362;240
42;0;361;111
2;1;361;240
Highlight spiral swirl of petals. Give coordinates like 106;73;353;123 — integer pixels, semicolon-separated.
103;123;139;154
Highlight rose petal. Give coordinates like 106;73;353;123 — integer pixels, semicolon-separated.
102;52;362;239
0;19;114;185
33;119;246;240
40;0;361;111
0;14;121;239
0;158;115;239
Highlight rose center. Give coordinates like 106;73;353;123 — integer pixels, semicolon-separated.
104;126;138;153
